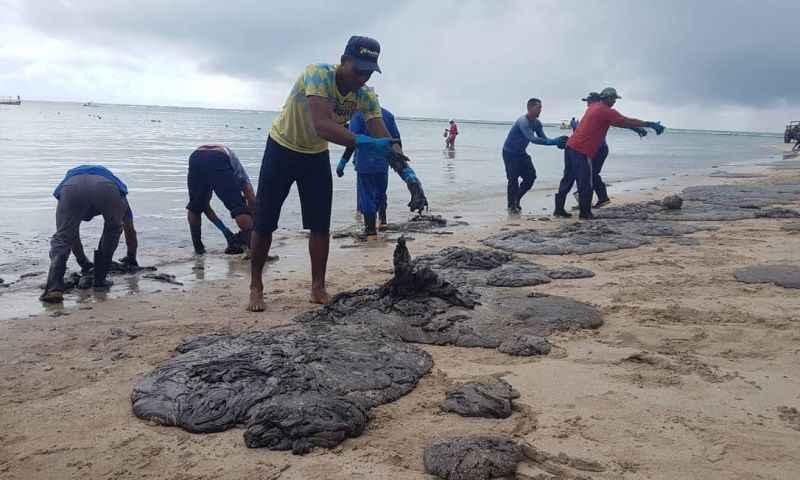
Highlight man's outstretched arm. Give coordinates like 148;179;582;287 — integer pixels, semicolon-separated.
613;115;665;134
366;117;402;153
307;96;358;148
518;118;566;146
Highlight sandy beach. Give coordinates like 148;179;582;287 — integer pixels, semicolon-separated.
1;149;799;479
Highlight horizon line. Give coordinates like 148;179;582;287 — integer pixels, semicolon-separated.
16;99;784;136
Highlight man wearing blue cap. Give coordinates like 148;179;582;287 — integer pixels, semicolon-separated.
249;36;422;311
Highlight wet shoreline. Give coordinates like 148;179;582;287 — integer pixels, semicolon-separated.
0;149;788;321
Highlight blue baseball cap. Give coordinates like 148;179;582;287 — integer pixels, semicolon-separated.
343;36;382;73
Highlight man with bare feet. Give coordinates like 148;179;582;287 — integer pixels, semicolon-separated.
248;36;399;311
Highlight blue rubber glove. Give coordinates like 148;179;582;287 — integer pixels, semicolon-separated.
354;134;393;157
546;136;569;148
400;166;419;184
211;217;235;242
336;157;348;177
646;122;665;135
632;127;648;138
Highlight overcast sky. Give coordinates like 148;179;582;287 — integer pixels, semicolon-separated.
1;0;797;131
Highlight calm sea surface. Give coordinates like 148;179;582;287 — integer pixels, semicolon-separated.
0;100;784;314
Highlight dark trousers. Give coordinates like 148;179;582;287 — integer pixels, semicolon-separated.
502;150;536;209
557;146;593;204
592;143;609;202
356;172;389;216
47;174;127;288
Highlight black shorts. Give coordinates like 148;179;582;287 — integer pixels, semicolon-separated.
186;149;248;218
254;136;332;234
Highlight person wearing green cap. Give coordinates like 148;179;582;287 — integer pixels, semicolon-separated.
555;87;665;220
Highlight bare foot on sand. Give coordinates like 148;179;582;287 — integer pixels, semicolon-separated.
247;287;265;312
309;287;330;304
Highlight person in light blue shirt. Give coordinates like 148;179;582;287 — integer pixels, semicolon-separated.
501;98;568;214
337;108;402;238
41;165;139;302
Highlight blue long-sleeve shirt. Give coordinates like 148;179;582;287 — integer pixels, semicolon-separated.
502;115;550;154
349;108;401;174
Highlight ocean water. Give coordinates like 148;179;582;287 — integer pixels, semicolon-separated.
0;101;784;314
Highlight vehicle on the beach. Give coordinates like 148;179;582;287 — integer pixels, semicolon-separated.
0;95;21;105
785;121;800;144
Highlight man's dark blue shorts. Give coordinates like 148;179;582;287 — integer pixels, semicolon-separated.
254;136;332;234
186;149;248;218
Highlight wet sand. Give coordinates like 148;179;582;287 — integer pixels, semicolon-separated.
1;148;799;479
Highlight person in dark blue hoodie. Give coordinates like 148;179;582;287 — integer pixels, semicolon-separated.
337;107;402;238
501;98;568;214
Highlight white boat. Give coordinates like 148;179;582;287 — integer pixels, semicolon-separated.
0;95;21;105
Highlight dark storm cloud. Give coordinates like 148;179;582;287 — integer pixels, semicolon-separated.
13;0;800;125
17;1;397;80
593;1;800;107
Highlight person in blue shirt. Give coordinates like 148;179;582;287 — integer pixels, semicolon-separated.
502;98;568;214
337;108;402;238
41;165;139;303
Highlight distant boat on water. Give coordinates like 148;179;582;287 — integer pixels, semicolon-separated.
82;102;98;107
0;95;21;105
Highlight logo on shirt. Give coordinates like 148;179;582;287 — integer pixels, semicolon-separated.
359;47;379;59
333;99;358;124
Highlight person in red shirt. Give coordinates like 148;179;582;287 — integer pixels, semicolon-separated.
445;119;458;149
554;87;665;220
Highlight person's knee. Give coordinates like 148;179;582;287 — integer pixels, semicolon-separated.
524;170;536;183
250;230;272;251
